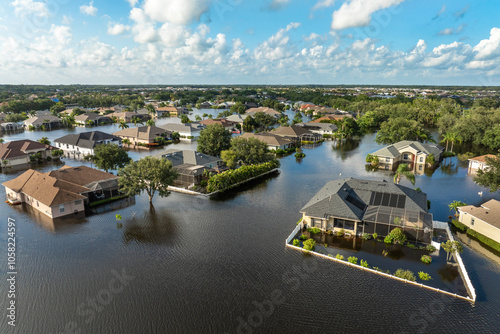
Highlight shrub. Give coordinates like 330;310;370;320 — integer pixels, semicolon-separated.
384;235;393;244
467;229;500;252
200;180;208;187
388;227;407;244
303;238;316;251
299;234;307;240
426;245;436;252
382;250;388;257
362;233;370;240
421;255;432;264
360;260;369;268
451;219;468;232
418;272;432;281
307;227;321;234
372;232;378;239
407;243;417;249
335;254;344;260
347;256;358;264
336;228;345;237
292;239;300;247
394;269;416;282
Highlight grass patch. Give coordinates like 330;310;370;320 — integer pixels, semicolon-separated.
467;229;500;253
451;219;468;232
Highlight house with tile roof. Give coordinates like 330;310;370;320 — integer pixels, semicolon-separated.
467;154;496;174
74;113;112;126
245;107;281;118
370;141;444;173
113;126;171;146
54;131;122;159
199;118;237;131
159;122;205;140
296;122;338;135
239;132;294;151
23;115;62;130
458;199;500;244
2;165;119;218
0;139;58;167
300;178;433;243
271;125;322;143
109;111;151;122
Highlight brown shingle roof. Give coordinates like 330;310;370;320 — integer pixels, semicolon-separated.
459;199;500;230
310;114;352;123
272;125;311;137
0;140;56;160
47;165;118;187
113;126;168;141
199;118;236;127
468;154;496;164
240;132;294;147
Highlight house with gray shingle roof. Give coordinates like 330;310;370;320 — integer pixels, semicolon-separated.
300;178;433;244
370;141;444;173
159;122;205;140
54;131;122;159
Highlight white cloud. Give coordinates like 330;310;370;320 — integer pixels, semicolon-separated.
130;8;158;43
254;22;300;61
473;27;500;60
438;24;466;36
108;23;129;35
11;0;49;17
331;0;405;30
312;0;336;12
143;0;211;25
80;1;98;16
267;0;291;11
62;15;72;25
126;0;139;6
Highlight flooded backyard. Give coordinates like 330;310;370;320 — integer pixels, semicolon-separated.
1;116;500;333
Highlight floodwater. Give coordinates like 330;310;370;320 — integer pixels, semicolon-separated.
1;113;500;333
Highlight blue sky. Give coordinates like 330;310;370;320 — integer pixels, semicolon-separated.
0;0;499;85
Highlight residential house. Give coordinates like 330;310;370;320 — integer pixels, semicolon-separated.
200;118;237;131
109;111;151;123
0;139;58;167
54;131;122;159
370;141;444;173
226;114;248;130
23;115;62;130
245;107;281;118
458;200;500;244
200;101;214;108
240;132;294;151
310;114;353;123
113;126;171;146
2;165;119;218
74;113;112;126
0;112;6;121
157;149;223;186
272;125;322;143
0;122;23;132
296;122;338;135
468;154;496;174
159;122;205;140
157;106;178;116
300;178;433;243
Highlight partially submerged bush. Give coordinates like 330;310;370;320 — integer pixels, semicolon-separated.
394;269;416;282
418;272;432;281
421;255;432;264
347;256;358;264
303;238;316;251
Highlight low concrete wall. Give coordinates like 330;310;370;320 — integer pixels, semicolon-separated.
285;220;476;303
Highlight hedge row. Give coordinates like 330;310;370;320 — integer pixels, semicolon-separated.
467;229;500;253
207;160;280;193
451;219;468;232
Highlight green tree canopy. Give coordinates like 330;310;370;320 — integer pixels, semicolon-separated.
93;143;130;173
449;200;467;216
118;156;178;204
375;118;432;144
197;124;232;157
441;240;463;262
230;102;246;114
229;137;275;165
393;163;415;185
38;136;51;145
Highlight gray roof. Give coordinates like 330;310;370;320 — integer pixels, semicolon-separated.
300;178;429;222
372;141;444;158
54;131;121;149
159;122;205;134
74;113;111;122
298;122;338;132
226;114;248;122
24;115;61;126
157;149;221;167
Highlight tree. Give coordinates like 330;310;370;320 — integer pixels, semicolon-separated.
51;149;64;158
441;132;454;152
230;102;246;114
195;115;202;122
50;102;65;116
146;119;155;126
171;132;180;141
441;240;463;262
38;136;50;145
230;137;274;165
197;124;232;157
146;104;156;117
253;112;277;129
449;201;467;217
93;143;130;173
118;156;178;205
118;120;129;130
180;115;190;123
132;116;143;127
388;227;407;244
474;155;500;191
393;163;415;185
243;115;257;132
0;139;4;144
375;118;432;144
221;149;238;168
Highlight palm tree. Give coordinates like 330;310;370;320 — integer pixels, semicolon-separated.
132;117;143;127
441;132;454;152
119;120;129;130
146;104;156;118
38;136;50;145
146;119;155;126
393;163;415;185
449;132;462;153
449;201;466;217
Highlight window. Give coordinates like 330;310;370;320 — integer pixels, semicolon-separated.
37;201;39;207
403;154;409;160
471;218;475;226
419;165;423;171
419;157;424;162
385;158;390;163
59;204;65;213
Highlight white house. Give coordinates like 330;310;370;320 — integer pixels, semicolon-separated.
54;131;122;159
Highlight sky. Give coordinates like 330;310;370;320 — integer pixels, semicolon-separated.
0;0;499;86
